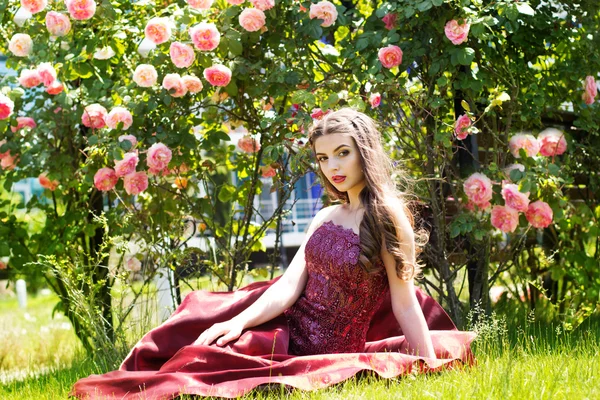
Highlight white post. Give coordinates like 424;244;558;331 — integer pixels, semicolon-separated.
153;268;175;323
16;279;27;309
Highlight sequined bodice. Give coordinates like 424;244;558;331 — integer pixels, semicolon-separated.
284;220;389;355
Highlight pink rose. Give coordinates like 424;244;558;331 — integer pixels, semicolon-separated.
260;165;276;178
94;167;118;191
238;136;260;153
169;42;195;69
444;19;470;45
114;152;139;177
18;69;42;88
310;108;330;120
0;153;18;170
118;135;137;148
45;11;71;37
239;8;266;32
37;62;57;87
454;114;472;140
491;205;519;233
226;0;245;4
537;128;567;157
501;183;530;212
182;75;203;93
508;134;540;158
105;107;133;130
46;81;64;95
146;143;172;171
21;0;47;14
251;0;274;11
9;33;33;57
82;104;107;129
503;163;525;181
463;172;493;208
162;73;187;97
0;94;15;120
39;173;59;191
145;17;172;45
132;64;158;87
123;171;148;195
0;261;6;270
203;65;232;87
65;0;96;21
10;117;37;133
187;0;214;9
309;0;338;27
582;75;597;105
369;93;381;108
189;22;221;51
382;13;397;30
378;45;403;69
526;200;553;229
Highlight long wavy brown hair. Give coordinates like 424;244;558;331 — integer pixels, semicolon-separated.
307;108;428;281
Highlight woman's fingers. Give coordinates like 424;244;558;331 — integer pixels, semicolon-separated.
216;329;240;346
196;325;225;346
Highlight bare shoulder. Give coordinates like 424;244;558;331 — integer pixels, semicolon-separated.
305;204;340;235
385;196;415;241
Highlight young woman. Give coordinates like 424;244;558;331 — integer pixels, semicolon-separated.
72;108;475;399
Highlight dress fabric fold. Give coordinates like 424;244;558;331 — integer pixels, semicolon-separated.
72;220;476;399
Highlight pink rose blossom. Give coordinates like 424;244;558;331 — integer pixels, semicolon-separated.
238;136;260;153
123;171;148;195
369;93;381;108
145;17;172;45
0;153;18;170
251;0;274;11
463;172;493;208
18;69;42;88
203;65;232;87
537;128;567;157
21;0;47;14
0;94;15;120
503;163;525;181
105;107;133;130
260;165;276;178
65;0;96;21
491;205;519;233
239;8;266;32
508;134;540;158
0;261;6;270
94;167;118;191
187;0;214;9
133;64;158;87
226;0;245;5
162;73;187;97
46;81;64;95
39;173;59;191
309;0;338;27
37;62;57;87
526;200;553;229
118;135;137;148
10;117;36;133
82;104;107;129
45;11;71;37
501;183;530;212
310;108;330;120
114;152;139;177
378;45;403;69
582;75;597;105
169;42;195;69
182;75;203;93
382;13;397;30
147;143;172;171
9;33;33;57
444;19;470;45
189;22;221;51
454;114;472;140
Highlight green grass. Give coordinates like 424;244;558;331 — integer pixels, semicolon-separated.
1;291;599;399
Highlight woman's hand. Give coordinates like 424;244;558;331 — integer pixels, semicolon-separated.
194;319;245;347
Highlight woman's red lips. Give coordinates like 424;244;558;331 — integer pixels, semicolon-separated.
332;176;346;183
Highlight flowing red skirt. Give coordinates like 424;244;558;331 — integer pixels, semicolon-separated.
71;278;476;399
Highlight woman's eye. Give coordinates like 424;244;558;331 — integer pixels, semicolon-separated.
339;150;348;156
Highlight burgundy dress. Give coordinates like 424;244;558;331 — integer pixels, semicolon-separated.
71;220;476;399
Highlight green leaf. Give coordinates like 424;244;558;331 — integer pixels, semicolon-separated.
218;184;236;202
348;97;366;111
88;135;99;145
432;0;443;5
119;139;132;151
291;90;316;108
457;47;475;65
506;5;519;21
0;242;10;257
510;169;524;182
228;39;243;56
321;93;339;111
461;100;470;112
548;163;560;176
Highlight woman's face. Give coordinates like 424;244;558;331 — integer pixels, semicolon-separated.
314;133;365;192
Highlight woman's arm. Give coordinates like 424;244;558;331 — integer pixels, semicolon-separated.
195;205;336;346
380;201;437;359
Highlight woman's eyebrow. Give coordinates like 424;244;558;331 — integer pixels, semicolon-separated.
315;144;350;156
